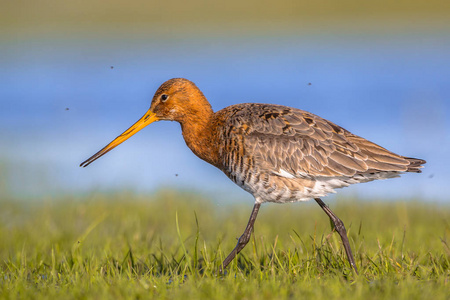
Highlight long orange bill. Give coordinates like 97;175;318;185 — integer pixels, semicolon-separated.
80;109;159;167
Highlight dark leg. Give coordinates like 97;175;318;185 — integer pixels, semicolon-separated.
314;198;358;274
220;203;261;272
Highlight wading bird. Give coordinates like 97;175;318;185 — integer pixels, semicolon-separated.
80;78;425;274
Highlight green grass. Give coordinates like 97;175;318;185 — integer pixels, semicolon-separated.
1;190;449;299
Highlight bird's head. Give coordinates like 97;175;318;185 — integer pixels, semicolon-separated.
80;78;211;167
150;78;211;122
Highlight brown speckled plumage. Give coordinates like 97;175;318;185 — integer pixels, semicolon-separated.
213;102;425;203
81;78;426;274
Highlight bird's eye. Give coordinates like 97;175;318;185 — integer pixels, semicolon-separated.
161;94;169;102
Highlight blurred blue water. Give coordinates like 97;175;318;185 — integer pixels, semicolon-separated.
1;33;449;201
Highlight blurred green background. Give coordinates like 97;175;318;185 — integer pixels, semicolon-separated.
1;0;449;201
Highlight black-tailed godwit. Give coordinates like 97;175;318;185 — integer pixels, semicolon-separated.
80;78;426;274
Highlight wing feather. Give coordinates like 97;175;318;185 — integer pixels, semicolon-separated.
221;103;422;178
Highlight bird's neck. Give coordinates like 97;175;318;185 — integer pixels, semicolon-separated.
180;107;220;167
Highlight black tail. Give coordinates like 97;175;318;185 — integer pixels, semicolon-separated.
404;157;426;173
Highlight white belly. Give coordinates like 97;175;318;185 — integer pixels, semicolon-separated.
229;168;402;204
